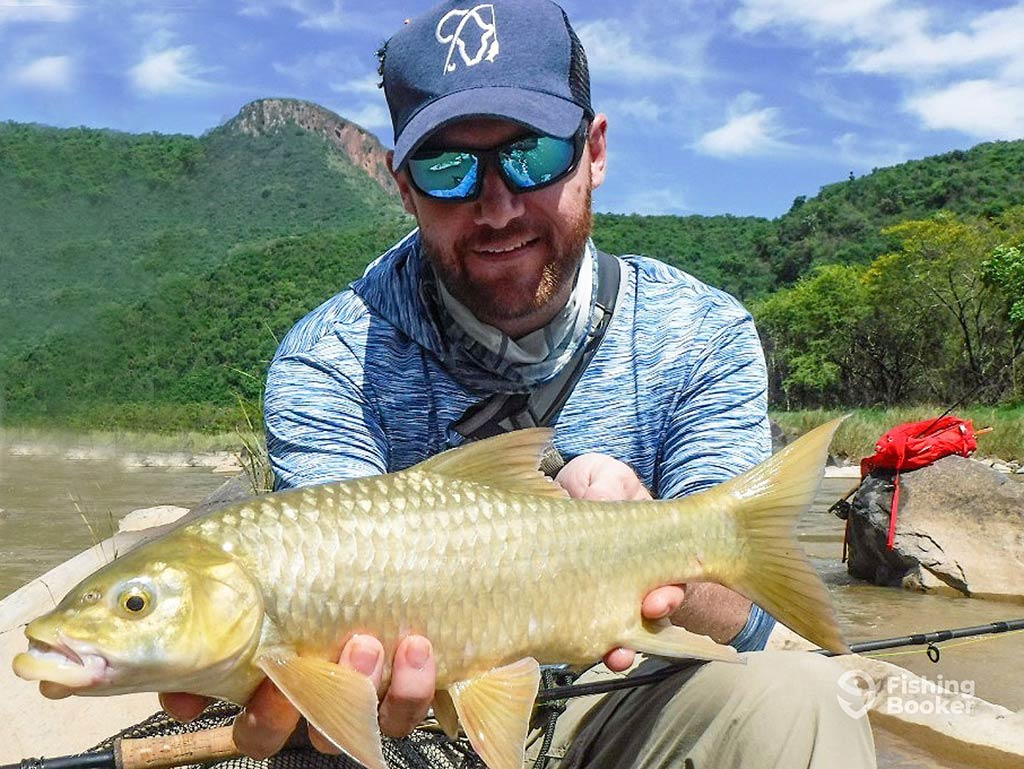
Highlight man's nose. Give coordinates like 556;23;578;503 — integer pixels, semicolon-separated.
473;161;525;228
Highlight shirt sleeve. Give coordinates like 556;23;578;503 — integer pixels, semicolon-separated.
264;335;390;490
656;312;772;500
657;307;776;650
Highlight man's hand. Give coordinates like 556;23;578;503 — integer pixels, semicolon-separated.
159;634;437;758
555;453;687;672
555;453;652;502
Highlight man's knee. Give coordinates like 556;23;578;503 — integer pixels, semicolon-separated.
647;652;875;769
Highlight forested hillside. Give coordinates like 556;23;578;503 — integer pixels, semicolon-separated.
755;141;1024;285
0;104;406;360
1;101;1022;429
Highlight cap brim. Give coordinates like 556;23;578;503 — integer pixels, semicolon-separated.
392;87;585;168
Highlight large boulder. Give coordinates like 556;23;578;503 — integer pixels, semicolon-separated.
844;456;1024;599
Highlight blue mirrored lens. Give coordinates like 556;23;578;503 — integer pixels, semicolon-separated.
408;131;578;199
408;151;479;198
500;135;575;189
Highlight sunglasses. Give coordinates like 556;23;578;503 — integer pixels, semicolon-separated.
406;123;589;202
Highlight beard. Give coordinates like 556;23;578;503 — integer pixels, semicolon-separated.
423;186;593;327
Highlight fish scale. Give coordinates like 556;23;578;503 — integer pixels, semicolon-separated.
14;421;849;769
220;473;692;682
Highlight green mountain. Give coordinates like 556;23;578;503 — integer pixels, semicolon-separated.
0;98;407;360
754;140;1024;285
2;99;1023;428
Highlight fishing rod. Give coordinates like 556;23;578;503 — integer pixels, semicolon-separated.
0;726;238;769
5;618;1023;769
536;617;1024;701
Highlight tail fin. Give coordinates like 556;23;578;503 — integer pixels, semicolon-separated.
718;417;850;654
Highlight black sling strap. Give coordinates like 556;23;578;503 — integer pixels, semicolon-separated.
448;250;621;466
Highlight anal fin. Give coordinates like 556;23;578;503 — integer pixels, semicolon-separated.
255;649;385;769
448;657;540;769
622;620;743;663
432;689;460;739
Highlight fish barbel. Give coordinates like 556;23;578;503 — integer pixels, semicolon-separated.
14;419;848;769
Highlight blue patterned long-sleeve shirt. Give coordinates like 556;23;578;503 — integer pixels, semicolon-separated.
264;231;775;650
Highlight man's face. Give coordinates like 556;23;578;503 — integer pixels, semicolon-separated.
391;115;608;338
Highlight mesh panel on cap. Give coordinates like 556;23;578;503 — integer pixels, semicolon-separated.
562;9;593;118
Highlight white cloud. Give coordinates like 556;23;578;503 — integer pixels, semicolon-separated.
694;93;794;158
731;1;1024;143
576;19;691;82
834;132;913;172
239;0;345;31
129;46;213;95
603;98;663;124
338;102;390;130
274;53;379;93
0;0;76;24
330;74;381;96
734;1;1024;80
614;187;690;216
907;79;1024;140
731;0;901;41
849;5;1024;77
11;55;72;90
799;80;879;127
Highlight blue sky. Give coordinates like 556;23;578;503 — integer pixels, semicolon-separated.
2;0;1022;218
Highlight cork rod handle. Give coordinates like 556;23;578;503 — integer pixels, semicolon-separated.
115;726;239;769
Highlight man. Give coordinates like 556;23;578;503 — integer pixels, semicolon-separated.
163;0;875;765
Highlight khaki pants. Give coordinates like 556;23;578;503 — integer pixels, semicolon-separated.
525;652;876;769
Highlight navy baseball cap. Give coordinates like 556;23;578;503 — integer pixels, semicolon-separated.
383;0;594;168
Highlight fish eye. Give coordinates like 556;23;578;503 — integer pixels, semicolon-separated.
117;586;154;617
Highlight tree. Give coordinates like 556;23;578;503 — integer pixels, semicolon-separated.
982;240;1024;400
875;213;1016;402
754;264;871;406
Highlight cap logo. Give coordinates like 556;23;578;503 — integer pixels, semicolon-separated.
435;4;500;74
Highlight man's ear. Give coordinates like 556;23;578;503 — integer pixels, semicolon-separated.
587;114;608;190
387;150;418;216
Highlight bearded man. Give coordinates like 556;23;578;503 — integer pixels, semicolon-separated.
162;1;876;766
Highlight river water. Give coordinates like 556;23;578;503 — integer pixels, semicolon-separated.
1;442;1021;716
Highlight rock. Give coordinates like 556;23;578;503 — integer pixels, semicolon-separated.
845;455;1024;599
769;419;788;454
118;505;189;532
227;99;398;196
829;655;1024;767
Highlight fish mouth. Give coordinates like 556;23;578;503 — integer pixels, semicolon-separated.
13;636;110;696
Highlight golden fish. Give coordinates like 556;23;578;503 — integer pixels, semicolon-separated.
14;419;848;769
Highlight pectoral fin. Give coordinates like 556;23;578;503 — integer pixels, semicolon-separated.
255;650;385;769
448;657;540;769
432;689;460;739
622;620;743;663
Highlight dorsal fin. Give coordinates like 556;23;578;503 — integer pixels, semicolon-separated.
411;429;569;499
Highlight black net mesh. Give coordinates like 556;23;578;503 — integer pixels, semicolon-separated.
89;703;486;769
561;10;593;119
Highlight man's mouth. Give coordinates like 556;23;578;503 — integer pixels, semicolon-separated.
13;637;110;694
473;236;539;256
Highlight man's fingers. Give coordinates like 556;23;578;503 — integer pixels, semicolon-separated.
603;647;636;672
159;692;213;723
379;635;436;738
641;584;686;620
338;633;385;691
233;678;301;759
